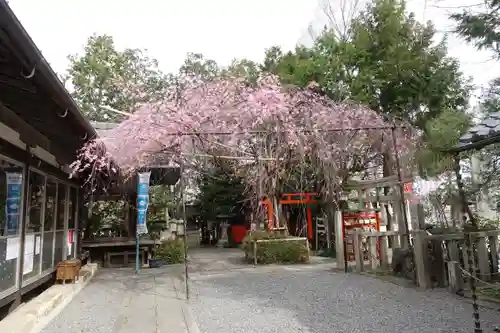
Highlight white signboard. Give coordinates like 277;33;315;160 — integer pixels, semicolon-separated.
23;234;35;274
35;235;41;255
6;237;20;260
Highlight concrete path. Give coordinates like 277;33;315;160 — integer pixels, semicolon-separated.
40;266;193;333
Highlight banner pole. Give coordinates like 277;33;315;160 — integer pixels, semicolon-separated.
136;232;140;274
136;171;151;275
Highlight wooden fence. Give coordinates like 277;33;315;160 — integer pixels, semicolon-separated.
347;229;500;291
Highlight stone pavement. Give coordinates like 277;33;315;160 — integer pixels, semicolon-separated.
40;265;195;333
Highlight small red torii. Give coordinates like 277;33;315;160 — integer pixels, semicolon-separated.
261;192;318;240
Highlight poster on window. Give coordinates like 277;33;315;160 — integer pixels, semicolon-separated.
23;234;35;274
136;172;150;235
5;172;22;236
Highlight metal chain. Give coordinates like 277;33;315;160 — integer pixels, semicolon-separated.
454;155;482;333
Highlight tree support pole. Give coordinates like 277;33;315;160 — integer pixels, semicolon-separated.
391;126;410;248
454;154;482;333
180;159;189;300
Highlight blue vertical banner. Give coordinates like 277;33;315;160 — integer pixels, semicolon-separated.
136;171;151;235
5;172;22;236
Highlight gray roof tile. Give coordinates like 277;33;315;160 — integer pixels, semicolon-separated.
455;113;500;150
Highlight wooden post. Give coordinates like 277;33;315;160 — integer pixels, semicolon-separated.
392;192;407;249
477;236;491;281
448;240;460;262
379;235;389;268
253;240;257;265
489;235;499;275
412;230;431;289
368;236;379;270
447;261;463;294
334;210;345;270
353;230;363;272
462;241;470;272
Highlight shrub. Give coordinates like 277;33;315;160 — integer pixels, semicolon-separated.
157;239;185;264
242;230;309;264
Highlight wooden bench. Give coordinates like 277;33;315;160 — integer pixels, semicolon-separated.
105;248;149;268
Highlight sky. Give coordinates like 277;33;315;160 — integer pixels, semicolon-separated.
7;0;500;105
7;0;317;74
7;0;494;195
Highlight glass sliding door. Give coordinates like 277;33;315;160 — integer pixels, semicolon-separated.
0;156;24;298
42;179;57;272
67;187;77;259
54;183;66;265
23;170;45;282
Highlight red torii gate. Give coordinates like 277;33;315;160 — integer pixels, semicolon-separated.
261;192;319;240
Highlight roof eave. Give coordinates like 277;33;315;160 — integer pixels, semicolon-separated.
0;0;97;139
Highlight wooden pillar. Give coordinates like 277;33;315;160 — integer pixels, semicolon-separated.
412;230;431;289
477;236;491;281
489;235;499;275
306;207;313;241
368;236;378;270
353;230;363;272
447;261;463;294
379;235;389;268
334;210;345;270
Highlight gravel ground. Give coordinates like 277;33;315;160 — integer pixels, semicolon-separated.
189;267;500;333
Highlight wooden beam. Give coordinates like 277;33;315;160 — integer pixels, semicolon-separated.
0;72;36;93
345;174;414;189
0;101;49;148
0;101;73;164
355;193;418;203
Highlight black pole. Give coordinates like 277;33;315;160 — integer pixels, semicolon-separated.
391;126;411;248
453;154;482;333
180;160;189;300
343;237;348;273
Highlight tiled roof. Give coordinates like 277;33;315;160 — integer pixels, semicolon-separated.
454;112;500;152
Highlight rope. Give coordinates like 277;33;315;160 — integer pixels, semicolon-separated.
459;266;500;291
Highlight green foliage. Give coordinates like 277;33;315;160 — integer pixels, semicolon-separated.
91;200;126;235
417;108;472;176
242;231;309;264
180;52;220;81
450;0;500;194
157;239;185;264
451;0;500;58
475;216;500;230
264;0;472;176
66;34;171;121
147;185;174;222
180;52;260;84
197;163;246;221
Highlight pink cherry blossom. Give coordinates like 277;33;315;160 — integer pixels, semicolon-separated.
71;73;416;202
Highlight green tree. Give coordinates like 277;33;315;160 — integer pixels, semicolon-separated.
66;34;171;121
264;0;472;175
179;52;221;82
197;161;246;221
450;0;500;210
451;0;500;59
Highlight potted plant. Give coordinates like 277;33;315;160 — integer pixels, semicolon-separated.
148;219;166;268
